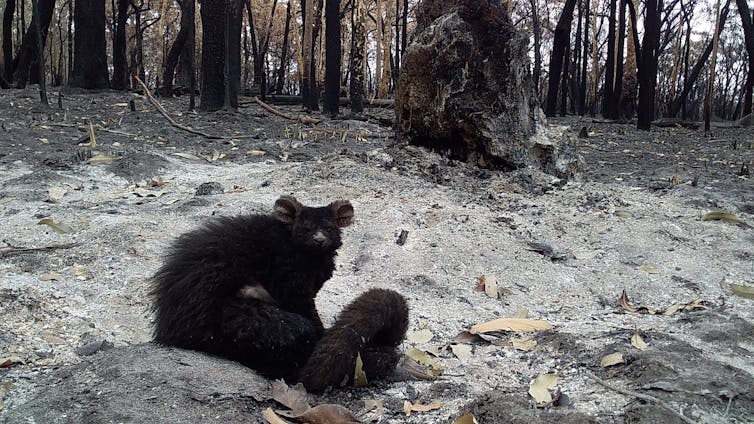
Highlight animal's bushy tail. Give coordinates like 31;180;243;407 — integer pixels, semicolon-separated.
300;288;409;392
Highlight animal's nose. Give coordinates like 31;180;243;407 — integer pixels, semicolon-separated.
312;231;327;244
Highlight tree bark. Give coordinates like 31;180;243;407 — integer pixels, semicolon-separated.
200;0;240;111
602;0;617;118
111;0;129;90
735;0;754;116
31;0;48;104
349;0;365;113
274;0;291;94
12;0;55;88
637;0;661;130
161;0;194;95
529;0;542;93
70;0;109;89
544;0;577;116
3;0;15;82
324;0;340;116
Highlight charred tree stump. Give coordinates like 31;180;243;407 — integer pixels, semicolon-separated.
396;0;582;180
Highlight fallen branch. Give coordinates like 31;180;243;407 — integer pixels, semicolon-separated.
584;371;697;424
252;96;321;125
0;242;80;257
132;75;225;140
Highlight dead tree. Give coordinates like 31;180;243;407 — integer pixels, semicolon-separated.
274;0;291;94
111;0;129;90
71;0;109;89
3;0;15;81
324;0;340;116
545;0;577;117
735;0;754;116
349;0;366;113
637;0;661;130
12;0;55;88
161;0;195;96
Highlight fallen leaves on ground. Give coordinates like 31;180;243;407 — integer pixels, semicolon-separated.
618;289;708;315
403;400;442;416
452;414;479;424
511;336;538;352
469;317;553;334
702;211;751;228
37;218;74;234
631;333;648;351
528;373;559;405
600;352;625;368
269;380;361;423
405;348;443;376
450;344;472;361
729;283;754;300
353;352;367;387
406;329;433;344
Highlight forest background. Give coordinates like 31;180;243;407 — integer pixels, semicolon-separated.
1;0;754;128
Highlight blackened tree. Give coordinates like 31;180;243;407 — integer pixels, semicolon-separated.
324;0;340;116
12;0;56;88
200;0;241;111
71;0;109;89
111;0;130;90
545;0;577;116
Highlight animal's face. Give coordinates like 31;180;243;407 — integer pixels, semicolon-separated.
292;207;343;252
273;196;354;254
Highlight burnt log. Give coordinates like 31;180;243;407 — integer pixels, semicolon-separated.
396;0;582;180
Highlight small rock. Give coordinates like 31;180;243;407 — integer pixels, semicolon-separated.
75;340;115;357
195;182;224;196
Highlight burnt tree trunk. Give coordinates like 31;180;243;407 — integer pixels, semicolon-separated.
71;0;109;89
274;0;291;94
529;0;541;93
349;0;365;113
12;0;55;88
637;0;660;130
324;0;340;116
398;1;581;180
200;0;240;111
602;0;617;118
111;0;129;90
668;0;730;117
735;0;754;116
545;0;577;117
161;0;194;95
3;0;15;82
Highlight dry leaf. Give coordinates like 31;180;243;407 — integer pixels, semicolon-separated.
404;400;442;416
482;275;499;299
511;337;537;352
296;404;361;424
270;380;310;416
87;154;120;164
87;121;97;147
729;283;754;300
407;329;433;344
262;408;292;424
663;304;684;315
474;275;485;292
353;352;368;387
452;331;481;344
618;290;656;314
600;352;625;368
149;176;172;187
39;272;62;281
362;399;383;414
450;344;472;361
469;318;552;334
702;211;750;227
631;333;648;351
0;357;22;368
528;373;558;405
405;348;443;376
48;186;67;202
572;249;603;260
638;264;661;274
37;218;74;234
452;414;479;424
247;149;267;156
614;210;632;218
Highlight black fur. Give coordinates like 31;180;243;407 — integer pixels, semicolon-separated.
150;196;408;391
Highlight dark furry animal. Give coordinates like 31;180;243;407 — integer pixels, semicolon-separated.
151;195;408;391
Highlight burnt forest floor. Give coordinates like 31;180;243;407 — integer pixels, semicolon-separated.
0;88;753;424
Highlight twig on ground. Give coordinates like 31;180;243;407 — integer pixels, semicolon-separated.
584;370;698;424
133;75;224;140
0;242;80;257
252;96;321;125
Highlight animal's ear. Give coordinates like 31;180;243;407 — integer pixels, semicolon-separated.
273;195;302;223
329;200;354;227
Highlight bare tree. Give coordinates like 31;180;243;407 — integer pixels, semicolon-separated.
324;0;340;116
545;0;577;116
